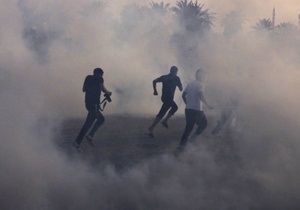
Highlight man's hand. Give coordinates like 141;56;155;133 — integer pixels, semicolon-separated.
104;92;112;102
153;90;158;96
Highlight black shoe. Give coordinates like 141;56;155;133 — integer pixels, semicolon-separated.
146;133;154;138
173;145;184;157
147;128;154;138
161;122;169;129
72;141;83;152
176;145;185;152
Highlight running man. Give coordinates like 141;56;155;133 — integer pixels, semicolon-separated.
73;68;112;151
148;66;183;137
178;68;213;150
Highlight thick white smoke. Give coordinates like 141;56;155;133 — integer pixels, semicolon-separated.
1;0;300;209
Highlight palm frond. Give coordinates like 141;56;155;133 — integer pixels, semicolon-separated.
171;0;215;33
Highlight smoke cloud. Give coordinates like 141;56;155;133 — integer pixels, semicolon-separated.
1;0;300;209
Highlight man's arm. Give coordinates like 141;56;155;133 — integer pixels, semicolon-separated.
199;91;213;109
153;78;160;95
182;91;187;104
82;78;88;92
177;78;183;91
100;83;112;96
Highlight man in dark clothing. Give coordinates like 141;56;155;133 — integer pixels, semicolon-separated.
148;66;183;137
73;68;112;151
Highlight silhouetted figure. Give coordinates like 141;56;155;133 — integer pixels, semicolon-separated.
73;68;112;151
148;66;183;137
211;98;238;136
178;69;213;150
211;107;233;136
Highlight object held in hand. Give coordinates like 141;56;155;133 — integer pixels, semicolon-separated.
104;93;112;102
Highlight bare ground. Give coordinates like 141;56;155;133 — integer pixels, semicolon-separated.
56;114;241;171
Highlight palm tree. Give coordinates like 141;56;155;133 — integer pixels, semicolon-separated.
148;1;170;16
116;3;171;45
253;18;274;32
169;1;215;70
275;22;298;40
171;0;215;35
277;22;296;30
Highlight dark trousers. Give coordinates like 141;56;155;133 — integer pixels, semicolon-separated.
75;103;105;145
156;99;178;119
180;109;207;147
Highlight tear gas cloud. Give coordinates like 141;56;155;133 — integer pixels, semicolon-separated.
1;0;300;209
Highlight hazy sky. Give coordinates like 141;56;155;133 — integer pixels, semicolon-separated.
111;0;300;26
1;1;300;209
204;0;300;24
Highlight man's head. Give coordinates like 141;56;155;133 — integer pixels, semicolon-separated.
93;68;104;77
196;68;205;81
170;66;178;76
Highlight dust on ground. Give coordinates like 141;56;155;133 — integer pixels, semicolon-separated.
57;114;240;171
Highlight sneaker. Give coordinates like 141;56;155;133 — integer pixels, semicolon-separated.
173;145;185;157
189;134;197;142
86;135;95;147
72;141;83;152
176;145;185;152
161;121;169;129
147;128;154;138
146;133;154;138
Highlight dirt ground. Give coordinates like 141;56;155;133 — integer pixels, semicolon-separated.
57;114;241;170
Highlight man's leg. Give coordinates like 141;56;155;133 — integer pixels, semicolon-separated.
148;102;170;136
192;111;208;138
74;111;95;145
161;101;178;129
179;109;196;148
87;111;105;138
148;117;161;135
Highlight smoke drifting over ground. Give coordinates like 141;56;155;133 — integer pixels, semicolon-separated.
1;0;300;209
